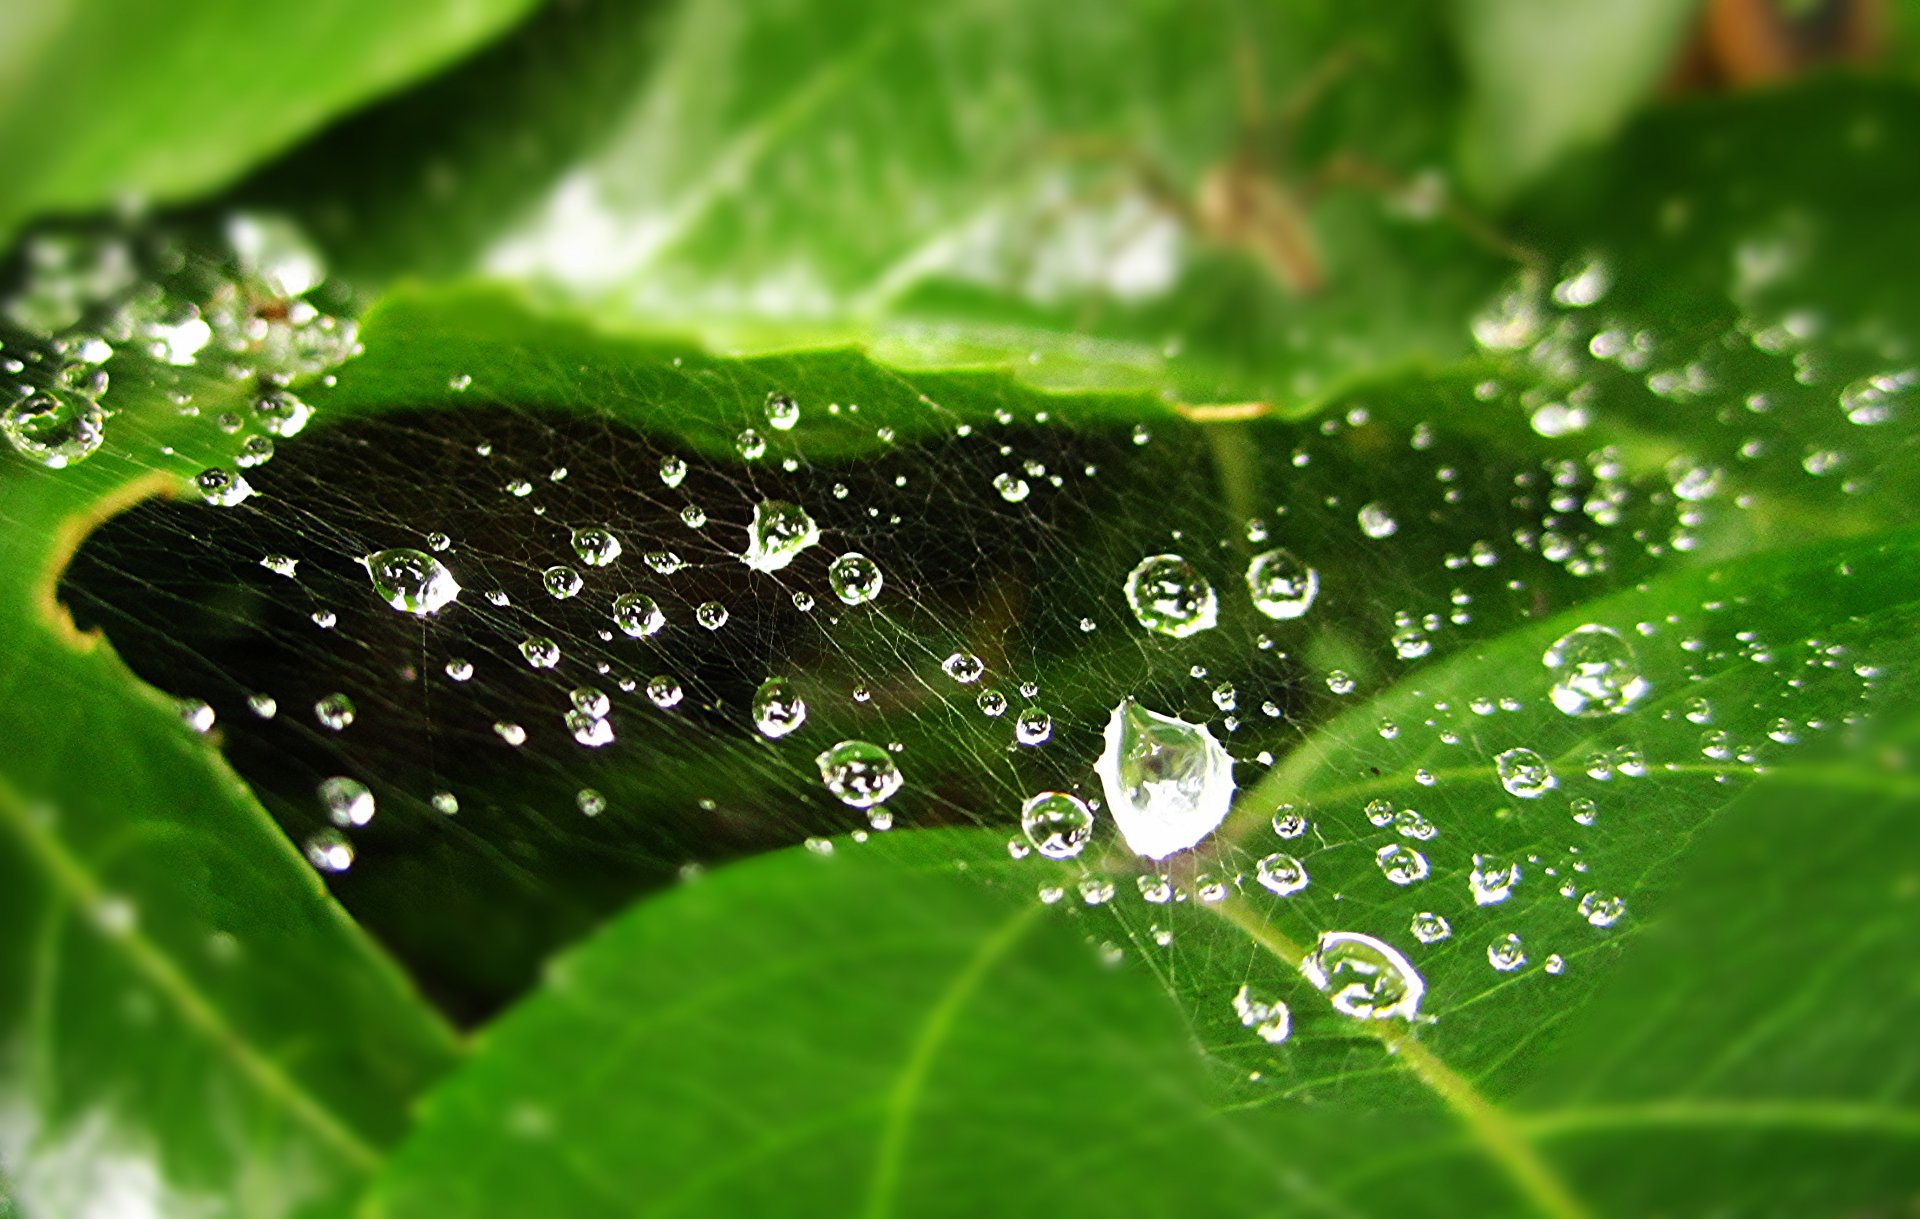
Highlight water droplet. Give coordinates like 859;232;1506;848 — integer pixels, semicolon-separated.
765;392;800;430
178;698;214;733
494;721;527;746
1124;554;1217;637
1393;808;1436;840
752;677;807;739
543;565;583;599
1014;708;1052;745
1095;700;1235;859
1326;670;1356;695
577;788;607;816
520;636;560;669
1231;984;1292;1044
1839;369;1915;426
942;652;984;683
680;505;707;529
659;455;687;487
2;390;105;468
1570;797;1597;826
569;687;610;718
246;693;277;718
1245;548;1318;620
1495;747;1555;797
1300;931;1424;1021
1543;953;1565;975
1357;502;1398;539
432;791;459;815
1376;844;1430;885
741;500;820;572
1470;853;1521;905
195;467;254;507
304;829;354;873
696;601;728;630
314;692;356;730
976;689;1008;717
1272;808;1308;839
815;740;902;808
253;389;311;437
260;554;298;578
318;776;374;827
571;526;622;567
792;591;815;612
445;658;474;681
1578;890;1626;927
1019;791;1094;859
646;675;683;708
567;709;614;747
363;548;460;615
1487;933;1527;972
1543;624;1647;716
828;552;883;605
235;435;274;468
612;592;665;638
736;428;767;460
993;472;1030;503
1256;852;1309;896
1410;911;1451;944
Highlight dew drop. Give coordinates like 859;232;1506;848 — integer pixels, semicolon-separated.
1410;911;1452;944
364;548;460;615
543;565;583;599
1124;554;1218;637
977;689;1008;717
1019;791;1094;859
577;788;607;817
1578;890;1626;927
612;592;665;638
752;676;807;739
1470;853;1521;905
253;389;311;437
1014;708;1052;745
314;693;356;730
1375;844;1430;885
815;740;902;808
1095;700;1235;859
195;467;254;507
646;675;684;708
765;391;801;430
2;390;105;468
318;776;374;827
1495;747;1555;797
445;658;474;681
942;652;984;684
571;526;622;567
1543;624;1648;716
741;500;820;572
1231;984;1292;1044
1357;502;1398;539
1271;808;1308;839
993;472;1030;503
1245;548;1318;620
696;601;728;630
1488;933;1527;972
735;428;767;460
659;455;687;487
829;552;884;605
520;636;561;669
1256;852;1309;896
304;829;354;873
1300;931;1424;1021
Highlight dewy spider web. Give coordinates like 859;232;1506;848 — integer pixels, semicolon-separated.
19;212;1887;1040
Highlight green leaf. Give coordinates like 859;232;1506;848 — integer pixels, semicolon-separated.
1450;0;1698;200
0;363;460;1216
0;0;539;244
364;514;1920;1215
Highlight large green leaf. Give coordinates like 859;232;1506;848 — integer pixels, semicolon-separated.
0;359;460;1216
363;508;1920;1216
0;0;539;244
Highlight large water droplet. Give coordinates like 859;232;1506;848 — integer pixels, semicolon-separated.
815;740;902;808
742;500;820;573
543;565;583;599
1019;791;1094;859
828;552;883;605
942;652;984;684
1124;554;1217;637
2;389;105;468
1299;931;1424;1021
612;592;664;638
363;548;460;615
1095;699;1235;859
1470;853;1521;905
1495;747;1555;797
318;776;374;827
571;526;622;567
1543;624;1648;716
765;392;801;431
1245;548;1318;620
752;676;807;738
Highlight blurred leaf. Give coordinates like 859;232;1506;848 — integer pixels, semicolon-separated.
1451;0;1698;200
0;0;539;245
0;362;460;1216
365;508;1920;1217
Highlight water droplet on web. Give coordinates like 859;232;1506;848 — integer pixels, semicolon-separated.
1410;911;1451;944
253;389;311;437
178;698;215;733
577;788;606;817
765;392;800;431
829;552;883;605
567;708;614;747
318;776;374;827
260;554;297;578
313;693;355;730
1544;624;1648;716
976;689;1007;717
494;721;527;746
1014;708;1052;745
815;740;901;808
1326;670;1356;695
735;428;766;460
431;791;459;815
363;548;460;615
612;592;665;638
680;505;707;529
993;472;1030;503
1495;747;1555;797
2;390;105;468
1256;852;1309;896
1488;933;1527;972
942;652;984;684
741;500;820;573
543;566;583;599
520;636;561;669
304;829;354;873
571;526;622;567
1570;797;1597;826
1300;931;1424;1021
1245;548;1318;620
1019;791;1093;859
1471;853;1521;905
1096;699;1235;859
569;687;610;718
644;550;684;575
752;676;807;739
696;601;728;630
1578;890;1626;927
1124;554;1218;637
659;455;687;487
505;478;534;498
646;675;683;708
235;435;275;468
1231;984;1292;1044
195;467;254;507
1394;808;1436;840
1543;953;1565;975
1357;502;1398;539
246;693;277;718
445;658;474;681
1272;808;1307;839
1137;874;1173;904
1376;844;1430;885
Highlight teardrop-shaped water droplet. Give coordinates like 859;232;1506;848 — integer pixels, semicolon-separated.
1245;548;1318;620
318;776;374;827
815;740;902;808
742;500;820;572
612;592;664;638
752;676;807;739
829;552;883;605
1095;699;1235;859
364;548;460;615
1543;624;1648;716
1300;931;1424;1021
1124;554;1217;637
1019;791;1094;859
